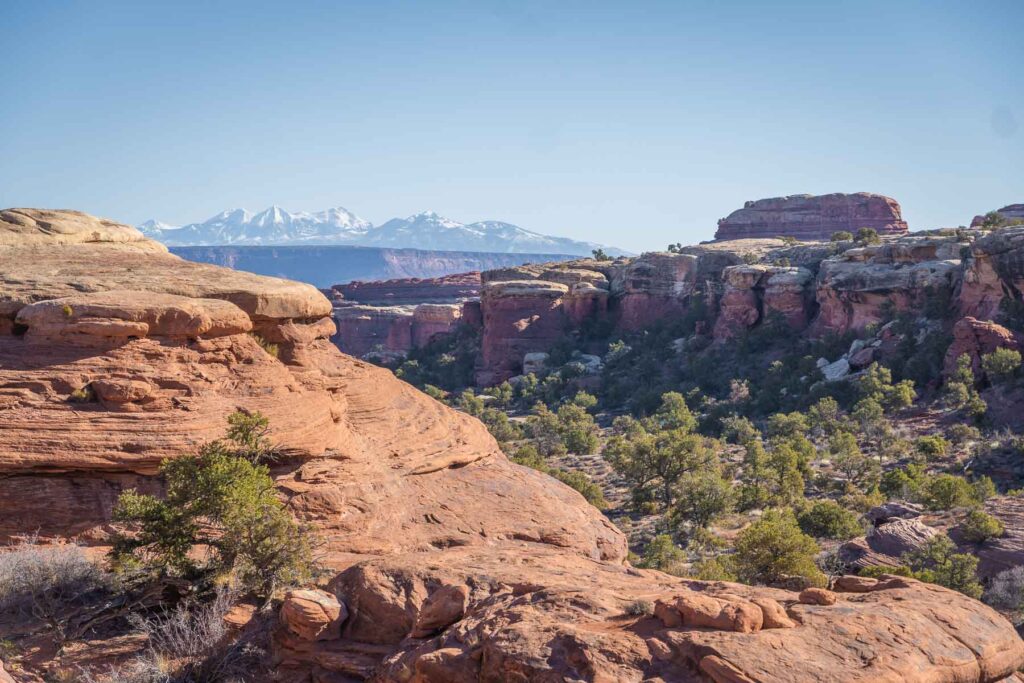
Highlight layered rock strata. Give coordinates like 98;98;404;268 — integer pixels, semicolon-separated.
714;192;908;241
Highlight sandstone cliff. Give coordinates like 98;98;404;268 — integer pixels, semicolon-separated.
714;192;908;242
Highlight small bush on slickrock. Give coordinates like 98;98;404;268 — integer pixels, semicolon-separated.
959;508;1005;543
111;412;317;598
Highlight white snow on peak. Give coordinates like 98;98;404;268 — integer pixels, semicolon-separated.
138;204;627;256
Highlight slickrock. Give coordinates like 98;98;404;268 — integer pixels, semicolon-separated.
714;192;908;242
839;518;938;570
271;545;1024;682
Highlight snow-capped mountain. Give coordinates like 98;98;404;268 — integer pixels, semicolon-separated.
138;207;627;256
138;206;371;246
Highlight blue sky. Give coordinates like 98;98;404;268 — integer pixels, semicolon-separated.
1;0;1021;252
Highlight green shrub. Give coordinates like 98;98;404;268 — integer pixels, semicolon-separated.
959;508;1004;543
982;348;1021;383
732;510;825;587
903;536;982;598
915;435;949;459
550;469;608;509
671;471;735;529
830;231;853;242
111;412;317;597
690;556;737;581
797;501;865;540
637;534;686;573
855;227;881;245
922;474;978;511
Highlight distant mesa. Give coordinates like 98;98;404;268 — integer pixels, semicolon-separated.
971;203;1024;228
138;205;626;257
714;192;909;242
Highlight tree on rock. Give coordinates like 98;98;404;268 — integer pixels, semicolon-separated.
111;412;317;598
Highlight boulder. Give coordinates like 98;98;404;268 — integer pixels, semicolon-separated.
714;193;908;242
820;357;851;381
409;584;469;638
839;518;938;570
522;352;549;375
280;589;347;641
675;591;763;633
798;587;837;605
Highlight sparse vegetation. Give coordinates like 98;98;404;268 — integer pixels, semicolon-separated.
111;412;318;598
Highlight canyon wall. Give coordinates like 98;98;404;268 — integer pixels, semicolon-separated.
714;192;909;242
379;227;1024;386
170;245;571;288
4;208;1022;682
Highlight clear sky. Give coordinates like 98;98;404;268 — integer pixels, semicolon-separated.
1;0;1021;252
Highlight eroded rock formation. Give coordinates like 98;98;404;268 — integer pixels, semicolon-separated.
331;272;481;305
4;209;1023;682
0;209;619;561
275;544;1024;682
714;192;908;242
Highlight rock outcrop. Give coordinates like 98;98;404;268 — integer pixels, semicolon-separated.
839;518;938;570
331;272;481;305
274;544;1024;683
713;264;814;339
0;209;620;562
811;235;964;336
714;193;908;242
971;204;1024;228
960;226;1024;321
477;280;570;385
944;316;1020;379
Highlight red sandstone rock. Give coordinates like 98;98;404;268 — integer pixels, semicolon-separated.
971;204;1024;228
839;518;938;570
713;265;813;340
675;591;764;633
798;587;837;605
811;235;963;336
960;227;1024;321
714;192;908;242
944;316;1020;379
477;280;569;385
332;272;481;305
280;589;347;641
310;546;1024;683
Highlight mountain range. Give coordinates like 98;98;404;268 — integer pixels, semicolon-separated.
138;206;627;256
